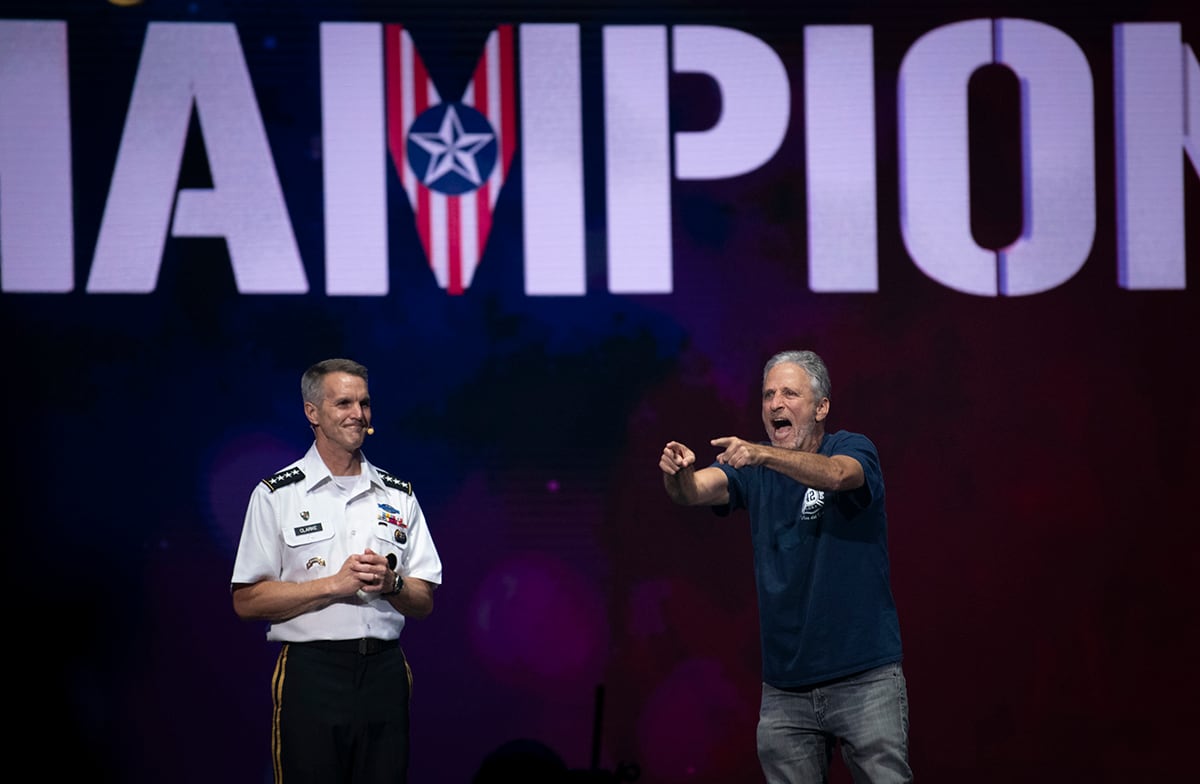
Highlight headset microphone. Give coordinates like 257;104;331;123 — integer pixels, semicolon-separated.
366;425;375;435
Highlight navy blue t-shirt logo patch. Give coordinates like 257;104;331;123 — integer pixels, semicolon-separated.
801;488;825;521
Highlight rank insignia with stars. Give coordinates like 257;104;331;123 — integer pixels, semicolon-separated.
261;467;305;492
379;471;413;495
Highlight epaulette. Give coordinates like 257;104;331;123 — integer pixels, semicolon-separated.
378;470;413;495
261;467;305;493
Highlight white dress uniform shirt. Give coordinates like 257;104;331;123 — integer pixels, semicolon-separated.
231;443;443;642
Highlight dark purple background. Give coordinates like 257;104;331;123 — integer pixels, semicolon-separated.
3;1;1198;782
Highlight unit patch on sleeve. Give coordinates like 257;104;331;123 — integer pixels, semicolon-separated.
378;470;413;495
261;467;305;493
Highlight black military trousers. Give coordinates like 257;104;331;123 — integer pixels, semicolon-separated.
272;641;412;784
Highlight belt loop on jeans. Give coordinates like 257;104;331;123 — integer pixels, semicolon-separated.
292;637;398;655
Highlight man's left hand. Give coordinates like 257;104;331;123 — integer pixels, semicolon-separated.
711;436;762;468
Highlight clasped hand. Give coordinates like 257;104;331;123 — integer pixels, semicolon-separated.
334;548;390;596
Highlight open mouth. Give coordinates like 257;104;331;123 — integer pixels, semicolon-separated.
771;419;791;430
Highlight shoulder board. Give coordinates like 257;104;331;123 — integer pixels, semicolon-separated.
261;467;305;493
378;471;413;495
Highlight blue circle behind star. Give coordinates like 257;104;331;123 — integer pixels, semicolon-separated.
406;102;498;196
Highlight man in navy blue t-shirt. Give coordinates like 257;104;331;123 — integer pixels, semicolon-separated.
660;350;911;783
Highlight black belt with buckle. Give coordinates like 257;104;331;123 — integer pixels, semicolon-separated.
293;638;398;655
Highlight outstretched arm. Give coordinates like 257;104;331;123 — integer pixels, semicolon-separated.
711;436;864;492
660;440;730;506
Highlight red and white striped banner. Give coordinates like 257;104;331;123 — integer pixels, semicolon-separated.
385;24;516;295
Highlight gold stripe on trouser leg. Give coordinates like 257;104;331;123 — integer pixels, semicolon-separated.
403;648;412;701
271;644;289;784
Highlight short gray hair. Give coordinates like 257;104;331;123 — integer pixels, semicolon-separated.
301;358;368;405
763;350;830;401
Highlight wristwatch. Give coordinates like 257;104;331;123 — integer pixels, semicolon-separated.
387;570;404;595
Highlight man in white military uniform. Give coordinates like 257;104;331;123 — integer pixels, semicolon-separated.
232;358;443;784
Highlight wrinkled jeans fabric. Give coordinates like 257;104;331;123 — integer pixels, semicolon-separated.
757;663;912;784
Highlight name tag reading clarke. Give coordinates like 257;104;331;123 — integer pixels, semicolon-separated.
294;523;324;536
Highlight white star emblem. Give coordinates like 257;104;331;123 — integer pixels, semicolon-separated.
409;105;495;187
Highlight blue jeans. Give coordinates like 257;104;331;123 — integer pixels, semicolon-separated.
757;663;912;784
